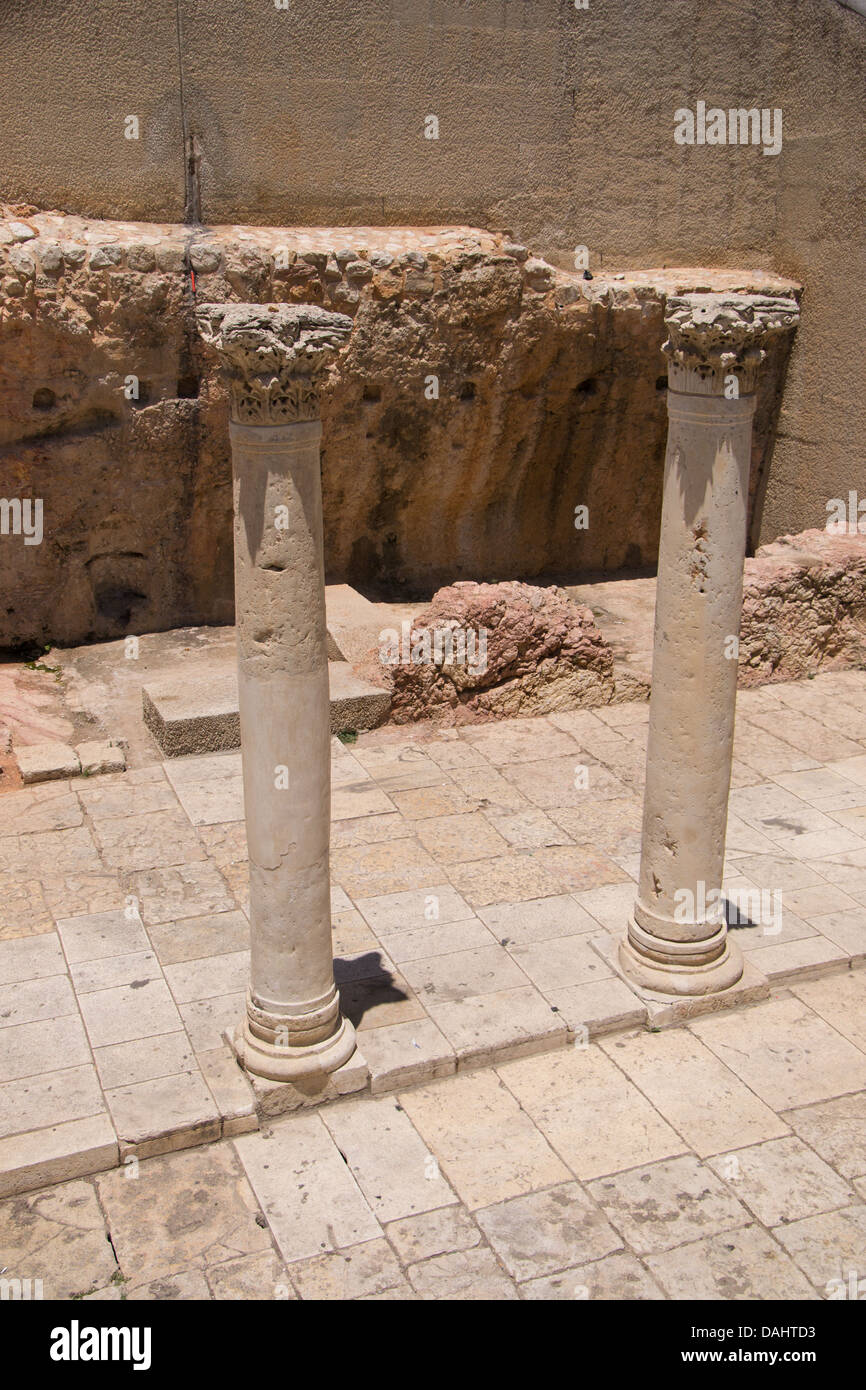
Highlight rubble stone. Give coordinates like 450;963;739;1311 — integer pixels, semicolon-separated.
388;581;615;724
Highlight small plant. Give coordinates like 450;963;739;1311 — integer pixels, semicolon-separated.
338;729;358;744
24;644;60;677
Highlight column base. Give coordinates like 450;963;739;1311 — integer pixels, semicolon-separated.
235;1011;358;1083
619;919;745;997
591;929;768;1030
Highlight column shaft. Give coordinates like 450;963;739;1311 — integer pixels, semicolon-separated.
198;302;355;1080
627;392;754;989
231;419;340;1042
620;292;799;996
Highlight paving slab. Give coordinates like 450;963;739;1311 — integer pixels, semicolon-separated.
520;1252;664;1301
56;907;150;963
599;1027;790;1157
357;1017;456;1094
93;1031;197;1090
0;1014;92;1083
498;1044;686;1181
690;994;866;1110
783;1093;866;1180
0;932;65;984
0;1178;118;1298
288;1238;405;1300
587;1155;751;1255
706;1136;854;1226
0;1113;118;1198
425;984;568;1067
0;974;76;1029
16;741;80;784
406;1247;519;1300
545;976;646;1037
96;1142;272;1288
476;1182;622;1281
646;1224;819;1300
233;1113;382;1262
206;1250;293;1301
398;1070;571;1210
321;1094;457;1223
76;741;126;775
105;1070;222;1159
771;1205;866;1292
77;977;184;1050
789;968;866;1052
0;1064;106;1141
385;1205;481;1265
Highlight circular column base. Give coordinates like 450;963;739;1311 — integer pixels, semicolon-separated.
236;1012;357;1082
619;923;744;997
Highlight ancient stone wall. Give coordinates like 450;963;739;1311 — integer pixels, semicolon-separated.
0;0;864;553
0;210;798;647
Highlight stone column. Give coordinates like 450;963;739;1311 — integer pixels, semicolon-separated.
197;303;355;1080
620;294;800;995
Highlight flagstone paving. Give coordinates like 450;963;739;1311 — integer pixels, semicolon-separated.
0;668;865;1254
2;974;866;1300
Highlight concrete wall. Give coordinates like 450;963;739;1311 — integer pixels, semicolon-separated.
1;0;864;550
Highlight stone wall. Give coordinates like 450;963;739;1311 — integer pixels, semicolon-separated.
0;0;864;551
0;209;798;647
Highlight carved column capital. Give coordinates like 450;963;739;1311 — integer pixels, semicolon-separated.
663;293;800;395
197;302;353;424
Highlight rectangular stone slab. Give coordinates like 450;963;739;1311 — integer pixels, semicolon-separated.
143;659;390;756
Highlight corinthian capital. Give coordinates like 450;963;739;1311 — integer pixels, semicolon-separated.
197;302;353;424
663;293;800;394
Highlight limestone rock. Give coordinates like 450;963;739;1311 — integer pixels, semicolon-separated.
189;243;222;274
17;740;80;783
740;528;866;684
75;740;127;775
37;242;64;275
388;580;615;724
88;245;124;270
0;207;800;648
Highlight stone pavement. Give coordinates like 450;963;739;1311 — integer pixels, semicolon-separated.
3;972;866;1300
2;669;866;1209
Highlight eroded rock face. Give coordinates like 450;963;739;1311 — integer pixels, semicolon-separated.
740;528;866;683
387;580;614;724
0;206;800;649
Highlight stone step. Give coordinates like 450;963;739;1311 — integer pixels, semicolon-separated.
325;582;388;665
142;658;390;757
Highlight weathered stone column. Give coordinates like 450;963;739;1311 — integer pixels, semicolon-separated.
198;303;355;1080
620;294;799;995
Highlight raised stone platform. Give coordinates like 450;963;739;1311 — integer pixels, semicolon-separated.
1;668;866;1196
142;667;240;757
137;585;390;755
143;660;392;755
